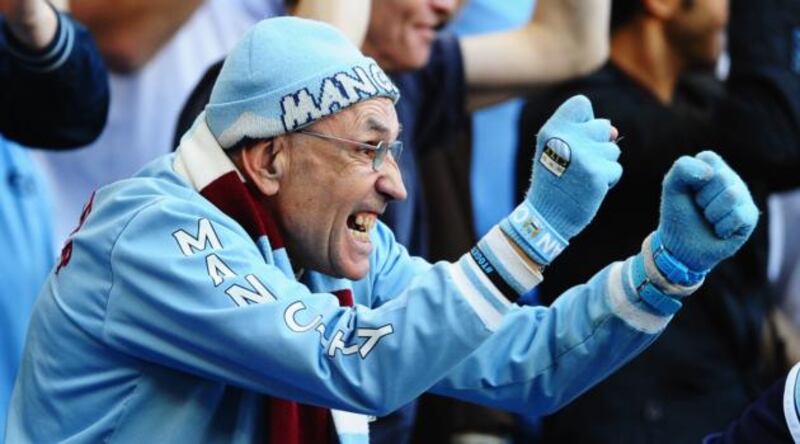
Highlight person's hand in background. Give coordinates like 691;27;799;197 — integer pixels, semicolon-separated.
0;0;60;50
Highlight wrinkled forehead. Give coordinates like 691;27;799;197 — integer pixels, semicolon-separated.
314;97;401;140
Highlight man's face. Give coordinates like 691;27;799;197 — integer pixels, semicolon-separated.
666;0;729;68
362;0;459;71
274;98;406;280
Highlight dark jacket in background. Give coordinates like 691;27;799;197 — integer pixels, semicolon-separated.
704;372;795;444
1;11;108;148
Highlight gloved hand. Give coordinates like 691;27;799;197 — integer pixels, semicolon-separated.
502;95;622;264
656;151;758;276
527;95;622;239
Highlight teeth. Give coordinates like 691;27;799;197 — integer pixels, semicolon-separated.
353;213;376;233
349;212;378;242
349;228;370;241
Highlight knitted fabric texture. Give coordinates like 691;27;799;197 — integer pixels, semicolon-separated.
657;151;758;273
525;95;622;240
205;16;400;149
174;116;370;443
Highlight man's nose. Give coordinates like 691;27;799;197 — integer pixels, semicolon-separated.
376;159;408;201
430;0;458;20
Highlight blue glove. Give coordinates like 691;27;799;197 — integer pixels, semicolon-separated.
656;151;759;280
501;95;622;264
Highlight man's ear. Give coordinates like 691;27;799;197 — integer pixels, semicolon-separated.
642;0;682;20
237;138;288;196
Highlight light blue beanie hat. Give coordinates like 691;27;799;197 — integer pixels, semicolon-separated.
205;16;400;149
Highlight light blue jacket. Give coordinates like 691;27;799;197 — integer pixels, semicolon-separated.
6;123;674;443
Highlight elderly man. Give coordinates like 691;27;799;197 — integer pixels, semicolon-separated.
7;17;757;444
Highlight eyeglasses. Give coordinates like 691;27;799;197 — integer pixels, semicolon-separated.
299;130;403;171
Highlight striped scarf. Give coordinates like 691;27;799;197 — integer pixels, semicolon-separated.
174;113;370;444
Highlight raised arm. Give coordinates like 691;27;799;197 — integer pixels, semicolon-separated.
102;96;622;415
297;0;610;109
711;0;800;191
461;0;610;107
433;151;759;416
1;0;58;48
293;0;370;47
1;0;109;148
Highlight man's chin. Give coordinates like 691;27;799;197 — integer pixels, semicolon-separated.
408;46;432;70
333;260;370;281
339;266;369;281
385;46;431;72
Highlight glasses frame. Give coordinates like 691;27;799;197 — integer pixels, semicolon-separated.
299;130;403;172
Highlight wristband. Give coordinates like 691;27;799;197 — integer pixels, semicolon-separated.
499;201;568;265
651;231;708;286
4;7;74;72
632;254;682;316
477;226;544;296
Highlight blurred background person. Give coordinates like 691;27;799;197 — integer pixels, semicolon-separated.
413;2;546;443
768;20;800;335
768;192;800;345
0;0;108;437
357;0;611;260
516;0;800;442
704;358;800;443
33;0;282;248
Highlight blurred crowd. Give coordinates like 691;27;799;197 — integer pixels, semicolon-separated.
2;0;799;443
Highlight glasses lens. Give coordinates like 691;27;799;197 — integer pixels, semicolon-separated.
372;141;403;170
389;141;403;162
373;141;388;170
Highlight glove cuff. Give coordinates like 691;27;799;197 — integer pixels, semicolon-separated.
651;231;709;286
629;232;709;316
474;226;544;297
500;201;569;265
631;254;682;316
527;185;580;241
642;233;704;298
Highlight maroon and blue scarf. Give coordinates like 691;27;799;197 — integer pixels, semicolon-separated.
174;114;369;443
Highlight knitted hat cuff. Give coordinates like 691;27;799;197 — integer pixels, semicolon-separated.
208;58;398;148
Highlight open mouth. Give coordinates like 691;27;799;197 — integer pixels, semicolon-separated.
347;212;377;242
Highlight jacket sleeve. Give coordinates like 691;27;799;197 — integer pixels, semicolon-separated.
711;0;800;191
430;255;672;416
101;199;514;416
1;10;109;148
360;221;675;416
